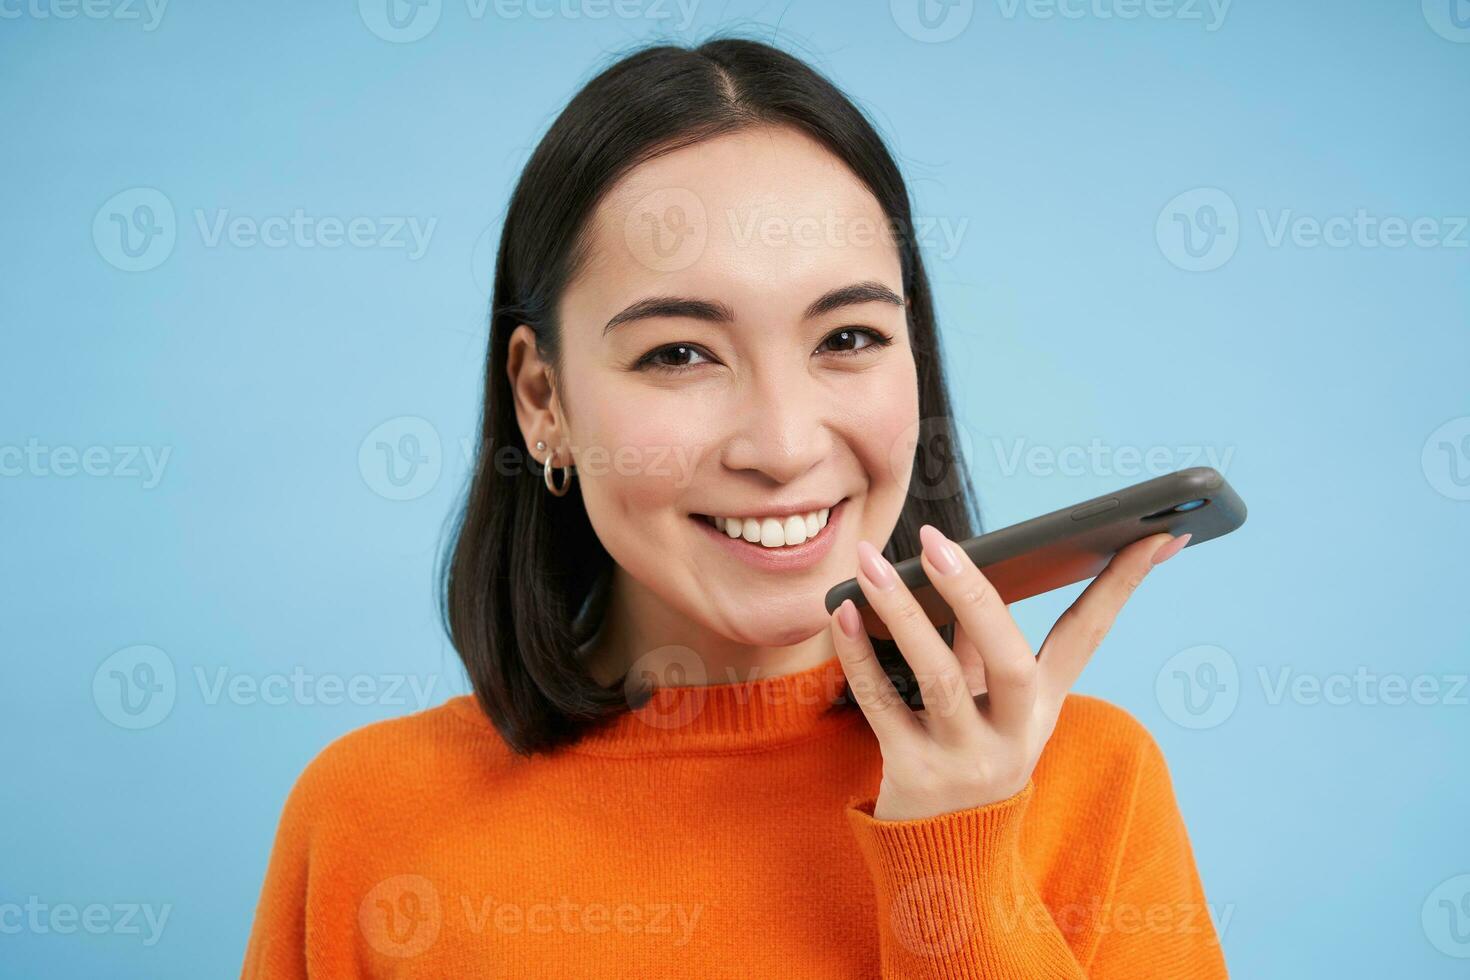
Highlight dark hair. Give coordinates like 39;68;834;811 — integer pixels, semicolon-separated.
439;35;982;755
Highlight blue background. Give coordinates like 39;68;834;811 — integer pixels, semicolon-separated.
4;1;1468;976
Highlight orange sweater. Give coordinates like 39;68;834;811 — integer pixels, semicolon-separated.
241;655;1229;978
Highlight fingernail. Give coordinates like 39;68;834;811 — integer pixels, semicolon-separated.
920;524;963;576
836;599;863;638
1151;532;1192;565
857;540;897;591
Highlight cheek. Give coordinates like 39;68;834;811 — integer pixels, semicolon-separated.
570;385;715;518
571;387;714;597
844;359;922;500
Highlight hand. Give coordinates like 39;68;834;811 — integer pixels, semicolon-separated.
829;525;1190;821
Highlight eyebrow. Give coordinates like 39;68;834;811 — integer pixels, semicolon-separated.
601;280;904;337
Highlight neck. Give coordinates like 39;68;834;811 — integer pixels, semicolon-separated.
579;564;839;690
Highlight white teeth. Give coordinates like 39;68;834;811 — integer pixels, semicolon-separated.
760;517;784;547
783;515;808;546
705;505;835;549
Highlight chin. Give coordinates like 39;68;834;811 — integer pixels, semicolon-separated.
715;606;828;648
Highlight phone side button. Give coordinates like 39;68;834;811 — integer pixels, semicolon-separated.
1071;497;1120;521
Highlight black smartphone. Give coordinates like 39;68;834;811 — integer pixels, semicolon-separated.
823;467;1246;639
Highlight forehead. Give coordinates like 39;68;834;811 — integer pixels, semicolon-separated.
565;124;903;328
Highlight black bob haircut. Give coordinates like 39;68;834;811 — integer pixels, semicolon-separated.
439;35;982;755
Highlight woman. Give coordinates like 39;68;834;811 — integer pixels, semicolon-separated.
242;37;1228;978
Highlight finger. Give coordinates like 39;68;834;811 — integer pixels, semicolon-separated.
917;524;1037;733
829;600;923;746
951;619;988;697
854;539;975;737
1036;532;1181;702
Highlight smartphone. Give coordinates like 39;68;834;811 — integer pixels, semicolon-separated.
823;467;1246;639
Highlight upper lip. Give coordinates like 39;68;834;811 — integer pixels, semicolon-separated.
694;497;845;520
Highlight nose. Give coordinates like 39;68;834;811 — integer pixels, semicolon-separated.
718;363;835;484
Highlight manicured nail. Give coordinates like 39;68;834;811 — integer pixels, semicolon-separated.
857;540;897;591
919;524;963;576
836;599;863;639
1151;532;1192;565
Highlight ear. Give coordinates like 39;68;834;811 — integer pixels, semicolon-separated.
506;323;562;454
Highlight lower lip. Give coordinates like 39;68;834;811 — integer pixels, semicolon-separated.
691;499;846;572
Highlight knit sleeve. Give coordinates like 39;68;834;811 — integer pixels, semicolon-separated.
239;764;317;980
1084;734;1230;977
845;781;1089;978
844;742;1229;978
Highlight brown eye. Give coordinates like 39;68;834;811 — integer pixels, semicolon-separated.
637;344;714;373
819;327;892;356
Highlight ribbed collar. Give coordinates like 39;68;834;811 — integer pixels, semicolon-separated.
447;655;863;758
569;654;861;757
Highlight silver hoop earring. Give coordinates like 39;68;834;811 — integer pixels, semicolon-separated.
543;446;573;497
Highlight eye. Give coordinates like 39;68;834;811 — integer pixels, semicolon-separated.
817;326;893;356
635;343;716;374
634;327;894;375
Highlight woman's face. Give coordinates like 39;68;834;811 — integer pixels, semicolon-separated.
531;124;919;655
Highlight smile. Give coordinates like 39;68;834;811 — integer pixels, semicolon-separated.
689;498;847;572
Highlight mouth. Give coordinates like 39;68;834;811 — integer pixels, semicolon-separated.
688;498;848;572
